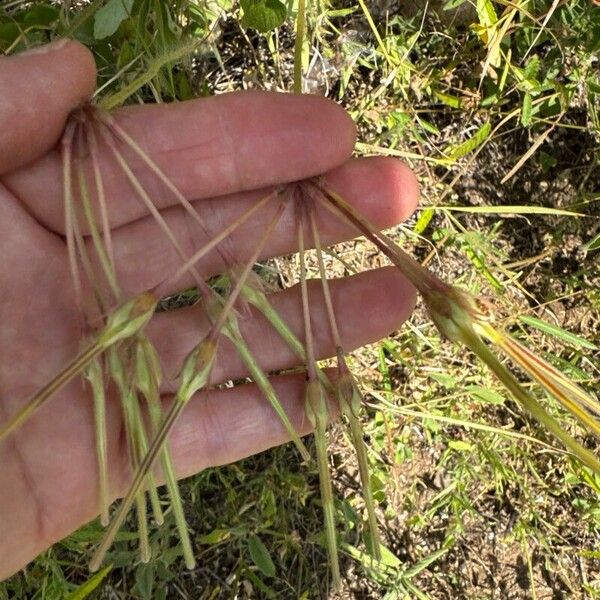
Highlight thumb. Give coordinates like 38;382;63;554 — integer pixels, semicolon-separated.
0;39;96;175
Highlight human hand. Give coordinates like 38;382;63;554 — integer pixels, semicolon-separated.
0;40;418;580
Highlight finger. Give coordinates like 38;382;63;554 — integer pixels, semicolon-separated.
147;267;416;391
103;157;420;297
5;91;357;233
12;371;336;579
113;371;338;495
0;40;96;174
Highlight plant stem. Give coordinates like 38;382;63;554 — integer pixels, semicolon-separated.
294;0;306;93
61;120;83;310
315;184;451;300
223;317;311;461
163;191;275;294
481;324;600;437
98;124;215;304
87;358;110;527
87;124;116;277
309;211;382;560
109;348;163;529
460;325;600;475
0;292;156;440
240;281;333;393
298;218;341;589
136;337;196;569
98;109;237;269
89;339;216;572
76;144;120;301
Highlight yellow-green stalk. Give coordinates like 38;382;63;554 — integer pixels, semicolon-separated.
89;336;217;572
108;348;163;557
209;205;311;460
135;336;197;570
309;210;382;560
315;182;600;476
222;315;311;461
240;277;333;394
298;215;341;589
86;358;110;527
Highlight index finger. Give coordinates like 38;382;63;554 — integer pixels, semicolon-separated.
5;91;356;234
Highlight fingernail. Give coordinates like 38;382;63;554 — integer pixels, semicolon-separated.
19;38;69;57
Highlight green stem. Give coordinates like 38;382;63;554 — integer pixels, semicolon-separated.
310;210;381;560
61;121;83;308
90;340;215;572
90;393;187;572
135;490;151;564
120;383;153;563
76;142;120;301
1;293;156;441
298;219;341;588
223;317;311;462
87;358;110;527
294;0;306;93
157;435;196;570
345;407;381;560
314;404;341;589
128;391;165;526
139;341;196;569
460;326;600;475
240;284;334;394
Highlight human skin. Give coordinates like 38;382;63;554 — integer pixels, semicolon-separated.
0;39;419;580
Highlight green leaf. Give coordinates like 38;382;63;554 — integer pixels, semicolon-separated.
446;121;491;161
429;372;456;389
444;0;467;10
65;566;112;600
521;93;533;127
377;542;402;568
134;563;155;600
436;205;582;217
0;23;20;46
199;528;231;544
417;116;441;135
539;151;557;174
240;0;287;32
24;4;60;27
94;0;134;40
248;535;276;577
403;547;448;578
519;316;598;350
448;439;474;451
466;385;505;405
476;0;497;26
243;566;278;597
434;91;462;109
413;207;434;235
586;232;600;251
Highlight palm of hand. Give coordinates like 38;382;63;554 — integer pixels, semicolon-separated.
0;40;418;580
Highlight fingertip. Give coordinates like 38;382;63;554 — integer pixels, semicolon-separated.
234;91;357;184
376;266;418;324
58;40;98;103
332;267;417;348
301;94;357;165
0;38;97;173
323;156;420;229
382;158;420;225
